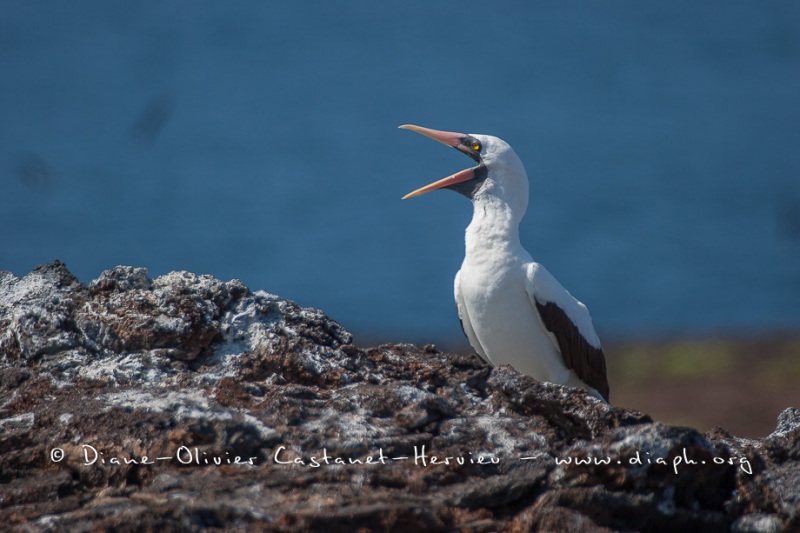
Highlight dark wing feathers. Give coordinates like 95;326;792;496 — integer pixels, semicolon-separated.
534;300;610;402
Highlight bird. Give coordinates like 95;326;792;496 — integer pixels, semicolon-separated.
400;124;609;402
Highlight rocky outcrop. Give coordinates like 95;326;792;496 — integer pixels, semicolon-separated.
1;261;798;532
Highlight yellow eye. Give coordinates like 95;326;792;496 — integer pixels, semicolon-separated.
472;143;481;151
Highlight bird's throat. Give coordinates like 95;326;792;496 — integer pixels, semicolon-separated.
464;198;524;259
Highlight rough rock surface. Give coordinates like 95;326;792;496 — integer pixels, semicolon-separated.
1;261;798;532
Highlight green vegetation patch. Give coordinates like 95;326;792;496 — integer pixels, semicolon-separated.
613;340;737;380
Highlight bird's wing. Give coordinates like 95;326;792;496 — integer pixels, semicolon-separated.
454;269;491;365
525;263;609;401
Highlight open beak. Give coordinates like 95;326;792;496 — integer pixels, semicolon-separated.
399;124;478;199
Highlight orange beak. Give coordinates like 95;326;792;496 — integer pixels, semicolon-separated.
399;124;478;199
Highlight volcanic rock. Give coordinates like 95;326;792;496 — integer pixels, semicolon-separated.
0;261;797;532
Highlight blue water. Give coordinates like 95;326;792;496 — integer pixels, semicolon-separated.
2;3;799;345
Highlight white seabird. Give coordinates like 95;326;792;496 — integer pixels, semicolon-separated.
401;124;610;402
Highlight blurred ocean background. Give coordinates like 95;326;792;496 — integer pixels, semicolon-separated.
2;2;799;349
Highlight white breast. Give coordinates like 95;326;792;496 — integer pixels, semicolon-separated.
456;252;572;385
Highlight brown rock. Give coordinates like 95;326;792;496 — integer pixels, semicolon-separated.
0;262;797;532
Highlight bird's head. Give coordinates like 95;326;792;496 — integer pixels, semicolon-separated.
400;124;528;216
